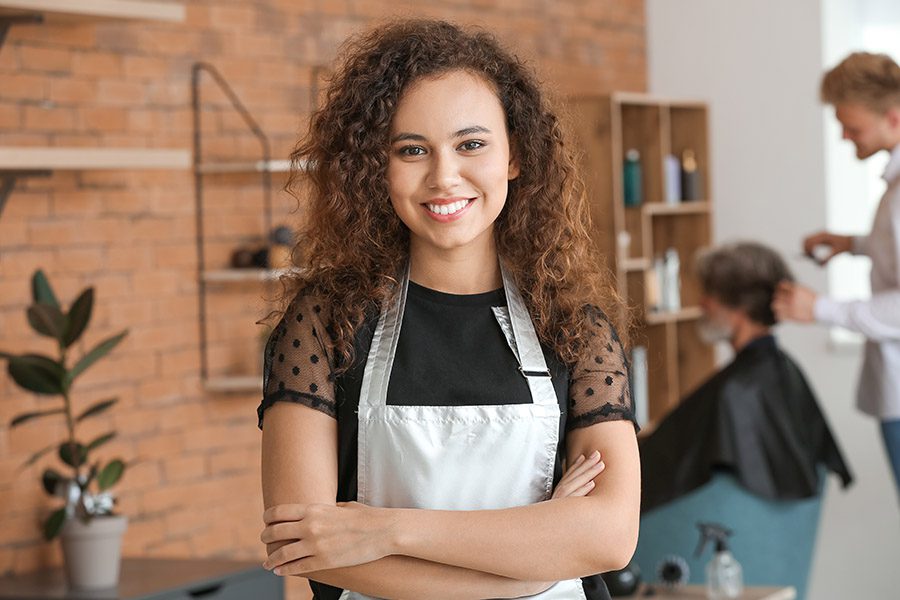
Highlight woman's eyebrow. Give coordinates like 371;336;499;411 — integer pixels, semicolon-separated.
453;125;491;138
391;132;426;143
390;125;492;144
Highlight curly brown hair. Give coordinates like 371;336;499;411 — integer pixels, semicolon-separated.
281;18;626;372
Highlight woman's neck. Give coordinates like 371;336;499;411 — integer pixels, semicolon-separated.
408;239;501;294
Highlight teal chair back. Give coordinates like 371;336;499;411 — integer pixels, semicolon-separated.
632;471;825;600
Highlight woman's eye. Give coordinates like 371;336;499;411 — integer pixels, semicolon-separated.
459;140;485;152
398;145;426;157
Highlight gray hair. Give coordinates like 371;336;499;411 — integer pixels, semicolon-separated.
695;242;794;326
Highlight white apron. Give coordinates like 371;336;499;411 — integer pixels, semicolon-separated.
338;264;587;600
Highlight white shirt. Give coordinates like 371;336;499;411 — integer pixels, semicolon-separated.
814;143;900;420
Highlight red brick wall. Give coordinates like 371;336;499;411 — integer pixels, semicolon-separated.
0;0;645;596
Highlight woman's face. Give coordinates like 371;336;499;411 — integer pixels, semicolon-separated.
386;70;519;257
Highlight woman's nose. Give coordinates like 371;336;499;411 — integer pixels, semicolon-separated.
427;150;462;190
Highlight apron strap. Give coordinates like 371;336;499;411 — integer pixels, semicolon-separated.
499;263;558;406
358;264;409;412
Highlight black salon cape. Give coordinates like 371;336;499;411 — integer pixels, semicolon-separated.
639;335;852;513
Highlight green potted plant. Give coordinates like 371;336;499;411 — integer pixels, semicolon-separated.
0;270;129;590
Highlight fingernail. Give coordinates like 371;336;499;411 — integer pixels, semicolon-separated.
274;568;282;576
576;454;585;463
590;450;600;458
588;480;595;486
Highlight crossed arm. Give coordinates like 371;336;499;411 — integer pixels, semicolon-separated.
260;402;640;599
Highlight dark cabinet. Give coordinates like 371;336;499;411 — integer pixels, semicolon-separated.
0;558;283;600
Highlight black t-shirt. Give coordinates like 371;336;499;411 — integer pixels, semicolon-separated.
258;282;635;600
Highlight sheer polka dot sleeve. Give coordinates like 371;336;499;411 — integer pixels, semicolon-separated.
257;294;337;429
567;307;638;431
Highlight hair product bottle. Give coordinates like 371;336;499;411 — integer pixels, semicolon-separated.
664;153;681;204
663;248;681;312
623;149;643;207
695;523;743;599
681;149;700;201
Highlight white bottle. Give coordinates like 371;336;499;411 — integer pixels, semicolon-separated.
706;543;743;599
663;248;681;311
696;523;743;600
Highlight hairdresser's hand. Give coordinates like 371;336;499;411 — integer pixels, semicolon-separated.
772;281;817;323
261;502;396;575
552;451;605;499
803;231;852;265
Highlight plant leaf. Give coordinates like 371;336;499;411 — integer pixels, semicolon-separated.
27;304;68;341
66;331;128;386
7;354;66;395
23;444;56;468
76;398;118;422
10;408;65;427
85;463;98;487
32;270;60;309
43;508;67;540
41;468;65;495
59;442;87;468
63;288;94;348
97;459;125;491
87;432;115;452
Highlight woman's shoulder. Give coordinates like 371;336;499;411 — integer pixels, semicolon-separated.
279;286;340;333
581;304;625;349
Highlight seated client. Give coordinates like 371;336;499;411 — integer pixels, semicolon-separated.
639;242;852;512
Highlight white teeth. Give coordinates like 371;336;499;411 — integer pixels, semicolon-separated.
426;199;469;216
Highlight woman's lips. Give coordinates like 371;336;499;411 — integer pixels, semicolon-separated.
422;198;475;222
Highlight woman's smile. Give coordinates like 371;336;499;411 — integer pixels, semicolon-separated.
423;197;476;220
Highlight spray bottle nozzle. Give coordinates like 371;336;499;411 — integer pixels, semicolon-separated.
694;522;733;558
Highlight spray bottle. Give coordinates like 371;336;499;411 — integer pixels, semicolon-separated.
694;522;743;599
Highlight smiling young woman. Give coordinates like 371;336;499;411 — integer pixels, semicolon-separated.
257;19;640;600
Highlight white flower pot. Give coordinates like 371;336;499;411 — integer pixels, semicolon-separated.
59;514;128;590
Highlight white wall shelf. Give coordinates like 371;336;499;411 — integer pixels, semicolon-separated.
202;268;290;283
0;146;191;171
0;146;190;217
0;0;186;23
203;375;262;394
196;159;292;175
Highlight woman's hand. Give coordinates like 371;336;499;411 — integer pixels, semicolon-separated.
552;451;605;499
261;502;397;575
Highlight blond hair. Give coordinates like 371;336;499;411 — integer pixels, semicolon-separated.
821;52;900;113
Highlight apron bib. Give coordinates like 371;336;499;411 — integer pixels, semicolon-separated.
339;264;586;600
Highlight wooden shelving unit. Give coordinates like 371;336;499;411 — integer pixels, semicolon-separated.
0;0;186;23
568;92;716;425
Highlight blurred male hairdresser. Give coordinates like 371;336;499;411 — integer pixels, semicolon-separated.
774;52;900;498
641;243;851;512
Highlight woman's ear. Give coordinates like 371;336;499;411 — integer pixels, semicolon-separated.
508;139;521;181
